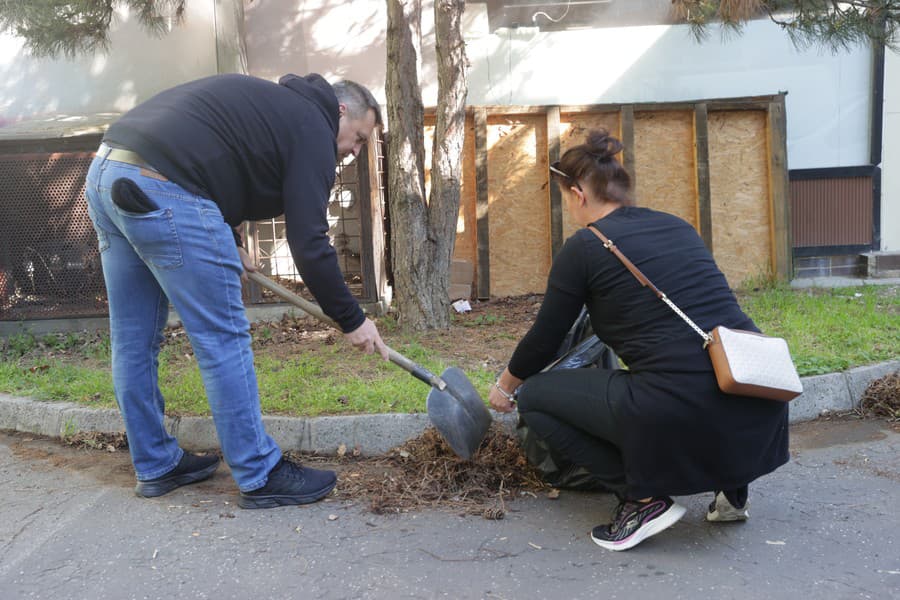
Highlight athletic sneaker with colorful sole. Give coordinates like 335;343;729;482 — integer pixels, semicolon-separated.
590;496;686;551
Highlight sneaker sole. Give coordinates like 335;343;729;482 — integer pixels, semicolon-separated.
591;502;687;552
135;459;221;498
238;478;337;509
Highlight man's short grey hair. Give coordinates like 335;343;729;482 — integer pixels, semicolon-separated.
332;80;383;127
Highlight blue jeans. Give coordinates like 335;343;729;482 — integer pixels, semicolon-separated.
84;153;280;491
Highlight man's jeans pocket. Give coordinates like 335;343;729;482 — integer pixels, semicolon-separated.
114;207;184;270
111;178;160;214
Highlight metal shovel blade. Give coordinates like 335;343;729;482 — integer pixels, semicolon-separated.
425;367;493;460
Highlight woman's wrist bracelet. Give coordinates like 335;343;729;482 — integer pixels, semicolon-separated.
493;380;517;402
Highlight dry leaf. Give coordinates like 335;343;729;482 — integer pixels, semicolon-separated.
337;444;347;457
547;489;560;499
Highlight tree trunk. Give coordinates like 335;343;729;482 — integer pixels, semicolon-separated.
385;0;468;330
425;0;469;329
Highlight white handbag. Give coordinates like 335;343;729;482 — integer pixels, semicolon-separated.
587;224;803;402
705;326;803;402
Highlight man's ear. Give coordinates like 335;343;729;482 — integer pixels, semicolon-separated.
338;103;347;117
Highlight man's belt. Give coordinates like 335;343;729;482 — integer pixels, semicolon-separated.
97;142;168;181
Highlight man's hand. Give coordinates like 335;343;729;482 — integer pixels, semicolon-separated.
344;318;390;360
237;246;256;283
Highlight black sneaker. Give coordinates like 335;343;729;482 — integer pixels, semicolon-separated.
590;496;686;551
135;452;220;498
238;458;337;509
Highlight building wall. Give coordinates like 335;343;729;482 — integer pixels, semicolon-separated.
244;1;871;172
1;2;886;250
1;1;873;177
0;2;219;124
881;49;900;251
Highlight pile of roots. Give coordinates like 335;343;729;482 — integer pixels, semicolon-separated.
296;424;548;519
63;430;128;452
856;372;900;421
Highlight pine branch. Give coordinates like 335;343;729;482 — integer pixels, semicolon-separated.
673;0;900;52
0;0;185;59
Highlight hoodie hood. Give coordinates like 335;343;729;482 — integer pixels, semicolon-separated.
278;73;339;136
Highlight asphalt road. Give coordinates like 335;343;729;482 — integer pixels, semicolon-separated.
1;418;898;600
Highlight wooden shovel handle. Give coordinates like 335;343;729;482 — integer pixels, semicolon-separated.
246;271;446;391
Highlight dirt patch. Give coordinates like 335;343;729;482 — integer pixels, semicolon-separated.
8;295;539;377
789;418;892;451
246;294;542;373
4;425;550;517
5;430;137;490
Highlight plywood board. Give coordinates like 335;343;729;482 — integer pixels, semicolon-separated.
455;114;478;270
559;111;620;240
487;114;550;296
708;110;772;286
633;110;697;227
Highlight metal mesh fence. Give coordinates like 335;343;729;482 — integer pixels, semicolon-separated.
248;155;367;300
1;142;382;321
0;151;107;320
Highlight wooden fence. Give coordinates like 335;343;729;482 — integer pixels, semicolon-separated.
427;94;791;297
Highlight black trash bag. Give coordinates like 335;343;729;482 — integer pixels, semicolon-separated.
516;307;619;491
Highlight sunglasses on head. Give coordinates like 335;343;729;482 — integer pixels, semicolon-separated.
550;162;582;191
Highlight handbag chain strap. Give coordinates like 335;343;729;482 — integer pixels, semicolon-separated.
586;223;712;345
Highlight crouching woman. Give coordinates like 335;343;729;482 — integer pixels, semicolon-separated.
488;129;789;551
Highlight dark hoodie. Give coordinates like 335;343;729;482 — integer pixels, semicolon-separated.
103;73;365;332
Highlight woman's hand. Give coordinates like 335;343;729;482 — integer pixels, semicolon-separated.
489;368;522;413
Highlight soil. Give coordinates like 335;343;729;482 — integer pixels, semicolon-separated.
7;414;898;517
1;294;555;517
246;293;544;375
5;425;551;518
6;290;898;516
1;293;544;397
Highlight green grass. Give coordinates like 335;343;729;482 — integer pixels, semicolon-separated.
0;361;115;405
738;284;899;376
0;284;896;416
0;332;497;418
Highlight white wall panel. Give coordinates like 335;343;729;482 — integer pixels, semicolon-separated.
244;3;871;171
465;14;871;170
880;50;900;250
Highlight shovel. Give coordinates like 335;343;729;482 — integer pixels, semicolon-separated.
246;271;492;459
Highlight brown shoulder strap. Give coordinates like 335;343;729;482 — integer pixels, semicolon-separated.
586;223;712;343
587;223;664;299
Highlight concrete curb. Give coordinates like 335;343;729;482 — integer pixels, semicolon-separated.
1;360;897;456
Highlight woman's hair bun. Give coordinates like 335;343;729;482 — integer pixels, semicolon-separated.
585;129;623;162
